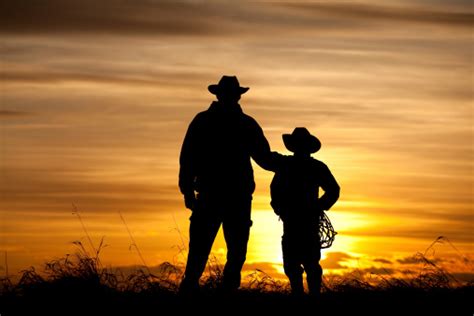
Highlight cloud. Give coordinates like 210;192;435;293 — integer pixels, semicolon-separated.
359;267;395;275
0;170;182;214
0;110;32;117
1;0;228;36
396;255;444;265
373;258;392;264
450;273;474;283
324;267;395;281
1;69;207;87
109;262;183;277
2;0;471;38
321;252;355;269
346;227;474;246
281;3;473;28
243;262;282;276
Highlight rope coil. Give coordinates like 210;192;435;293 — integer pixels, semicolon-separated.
318;212;337;249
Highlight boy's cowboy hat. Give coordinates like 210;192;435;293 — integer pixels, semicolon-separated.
208;75;249;95
283;127;321;154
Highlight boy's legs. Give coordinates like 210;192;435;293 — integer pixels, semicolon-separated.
304;262;322;295
303;240;322;295
282;232;304;295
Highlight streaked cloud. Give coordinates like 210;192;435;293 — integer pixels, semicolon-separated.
358;267;395;275
1;1;228;36
373;258;392;264
322;252;355;269
2;0;471;37
0;110;33;117
280;2;473;27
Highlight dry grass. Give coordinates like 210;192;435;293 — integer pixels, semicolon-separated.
0;240;472;315
0;212;471;315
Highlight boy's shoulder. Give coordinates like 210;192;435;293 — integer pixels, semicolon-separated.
307;157;331;174
272;153;329;170
310;157;329;168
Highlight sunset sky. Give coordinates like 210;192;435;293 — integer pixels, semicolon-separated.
1;0;472;282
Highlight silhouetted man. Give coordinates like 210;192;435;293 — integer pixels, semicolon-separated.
270;128;340;295
179;75;272;293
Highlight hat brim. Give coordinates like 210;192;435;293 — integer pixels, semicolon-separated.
283;134;321;154
208;85;249;95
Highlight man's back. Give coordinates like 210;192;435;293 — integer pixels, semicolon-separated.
179;101;271;199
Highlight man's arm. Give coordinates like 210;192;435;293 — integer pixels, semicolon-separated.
319;164;340;211
249;120;282;171
179;116;199;209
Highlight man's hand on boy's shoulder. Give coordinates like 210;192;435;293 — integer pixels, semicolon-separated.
271;151;288;161
271;151;284;158
269;151;286;171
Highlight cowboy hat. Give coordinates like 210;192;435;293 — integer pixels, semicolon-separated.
283;127;321;154
208;75;249;95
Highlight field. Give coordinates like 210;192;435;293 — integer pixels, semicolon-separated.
1;240;472;315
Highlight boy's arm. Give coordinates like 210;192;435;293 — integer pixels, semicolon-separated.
319;164;340;211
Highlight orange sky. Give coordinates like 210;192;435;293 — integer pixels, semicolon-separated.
1;0;473;282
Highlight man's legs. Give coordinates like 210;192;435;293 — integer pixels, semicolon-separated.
221;199;252;291
180;212;221;293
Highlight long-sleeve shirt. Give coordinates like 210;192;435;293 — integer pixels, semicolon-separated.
179;101;272;199
269;153;340;220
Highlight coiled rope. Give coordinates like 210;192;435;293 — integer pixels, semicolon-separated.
319;212;337;249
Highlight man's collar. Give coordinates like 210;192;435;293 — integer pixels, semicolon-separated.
209;101;243;114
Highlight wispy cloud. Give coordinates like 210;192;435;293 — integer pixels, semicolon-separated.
280;2;473;28
0;110;32;117
1;1;228;36
2;0;471;37
321;252;355;269
373;258;393;264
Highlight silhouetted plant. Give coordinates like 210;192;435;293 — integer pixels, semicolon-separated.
246;269;289;293
1;235;472;316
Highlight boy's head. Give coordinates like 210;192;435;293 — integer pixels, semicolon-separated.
283;127;321;155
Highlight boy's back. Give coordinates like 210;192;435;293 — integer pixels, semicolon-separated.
270;154;339;222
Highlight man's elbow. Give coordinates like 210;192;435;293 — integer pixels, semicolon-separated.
253;156;272;171
334;185;341;200
255;152;281;172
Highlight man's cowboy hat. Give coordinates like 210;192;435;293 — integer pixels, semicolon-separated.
283;127;321;154
208;75;249;95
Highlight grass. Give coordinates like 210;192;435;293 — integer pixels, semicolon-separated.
0;240;472;315
1;210;472;315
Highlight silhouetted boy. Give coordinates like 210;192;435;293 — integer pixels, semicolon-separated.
269;128;340;295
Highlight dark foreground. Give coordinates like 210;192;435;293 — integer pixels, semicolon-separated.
1;281;472;316
1;247;472;316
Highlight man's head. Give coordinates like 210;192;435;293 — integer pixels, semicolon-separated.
208;75;249;104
